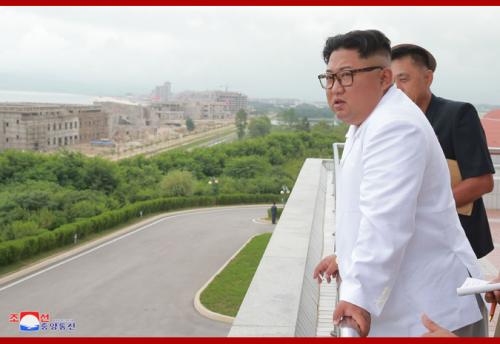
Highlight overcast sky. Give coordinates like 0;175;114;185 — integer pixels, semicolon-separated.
0;6;499;104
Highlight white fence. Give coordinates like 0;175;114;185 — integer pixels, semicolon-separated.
483;148;500;210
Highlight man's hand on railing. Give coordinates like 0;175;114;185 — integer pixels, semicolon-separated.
485;273;500;305
313;254;339;284
333;300;371;337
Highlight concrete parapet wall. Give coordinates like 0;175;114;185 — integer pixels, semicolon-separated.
228;158;332;337
483;152;499;210
484;174;500;210
294;160;331;336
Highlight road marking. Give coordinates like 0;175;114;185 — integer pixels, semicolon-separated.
252;217;273;225
0;206;267;293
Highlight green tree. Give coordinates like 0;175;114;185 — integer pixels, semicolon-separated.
115;160;162;202
160;170;194;197
0;154;15;184
224;156;271;179
248;116;272;138
235;109;248;139
186;117;195;132
34;208;57;230
311;120;333;135
190;148;226;178
152;149;195;175
4;220;43;240
48;151;86;189
295;117;310;132
292;103;334;119
82;158;119;194
266;147;286;165
67;200;106;220
14;190;51;212
279;108;298;127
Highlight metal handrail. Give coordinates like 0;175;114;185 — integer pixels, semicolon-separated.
489;147;500;155
332;143;344;184
329;142;361;337
330;285;361;337
331;142;344;200
332;317;362;337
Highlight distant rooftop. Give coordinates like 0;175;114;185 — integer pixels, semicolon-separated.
481;109;500;148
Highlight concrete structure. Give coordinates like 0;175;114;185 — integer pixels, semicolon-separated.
229;159;331;336
150;102;186;125
72;105;110;143
150;100;231;124
250;97;301;107
176;90;247;116
0;104;78;151
0;103;110;151
484;147;500;210
212;91;247;115
0;94;233;153
152;81;172;103
184;101;230;120
96;101;148;131
95;101;157;142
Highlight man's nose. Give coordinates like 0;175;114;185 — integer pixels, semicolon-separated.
331;78;344;94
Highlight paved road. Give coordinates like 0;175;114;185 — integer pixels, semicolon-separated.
0;206;274;337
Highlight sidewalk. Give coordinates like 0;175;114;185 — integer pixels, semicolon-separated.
482;209;500;336
109;124;235;161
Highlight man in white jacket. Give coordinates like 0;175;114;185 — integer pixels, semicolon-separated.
314;29;486;337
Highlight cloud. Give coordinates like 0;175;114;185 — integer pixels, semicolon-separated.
0;7;498;104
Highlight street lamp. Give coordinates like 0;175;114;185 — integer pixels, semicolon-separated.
280;185;290;205
208;177;219;195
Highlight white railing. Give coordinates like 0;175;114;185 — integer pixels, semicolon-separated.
329;142;361;337
489;147;500;155
334;319;362;337
484;147;500;210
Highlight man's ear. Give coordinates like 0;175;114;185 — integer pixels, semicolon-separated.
425;70;434;88
381;67;393;88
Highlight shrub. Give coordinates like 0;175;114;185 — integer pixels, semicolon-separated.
223;156;271;179
160;170;194;197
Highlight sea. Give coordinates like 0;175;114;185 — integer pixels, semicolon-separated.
0;89;101;105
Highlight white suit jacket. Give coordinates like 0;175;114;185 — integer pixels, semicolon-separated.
335;85;483;336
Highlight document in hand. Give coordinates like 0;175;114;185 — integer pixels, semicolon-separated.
447;159;473;216
457;277;500;296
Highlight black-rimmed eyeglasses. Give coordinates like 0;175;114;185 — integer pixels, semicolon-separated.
318;66;384;89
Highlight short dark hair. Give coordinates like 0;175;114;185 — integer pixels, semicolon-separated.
322;30;391;64
391;44;437;72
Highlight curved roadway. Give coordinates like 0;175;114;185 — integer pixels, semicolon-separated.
0;206;273;336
